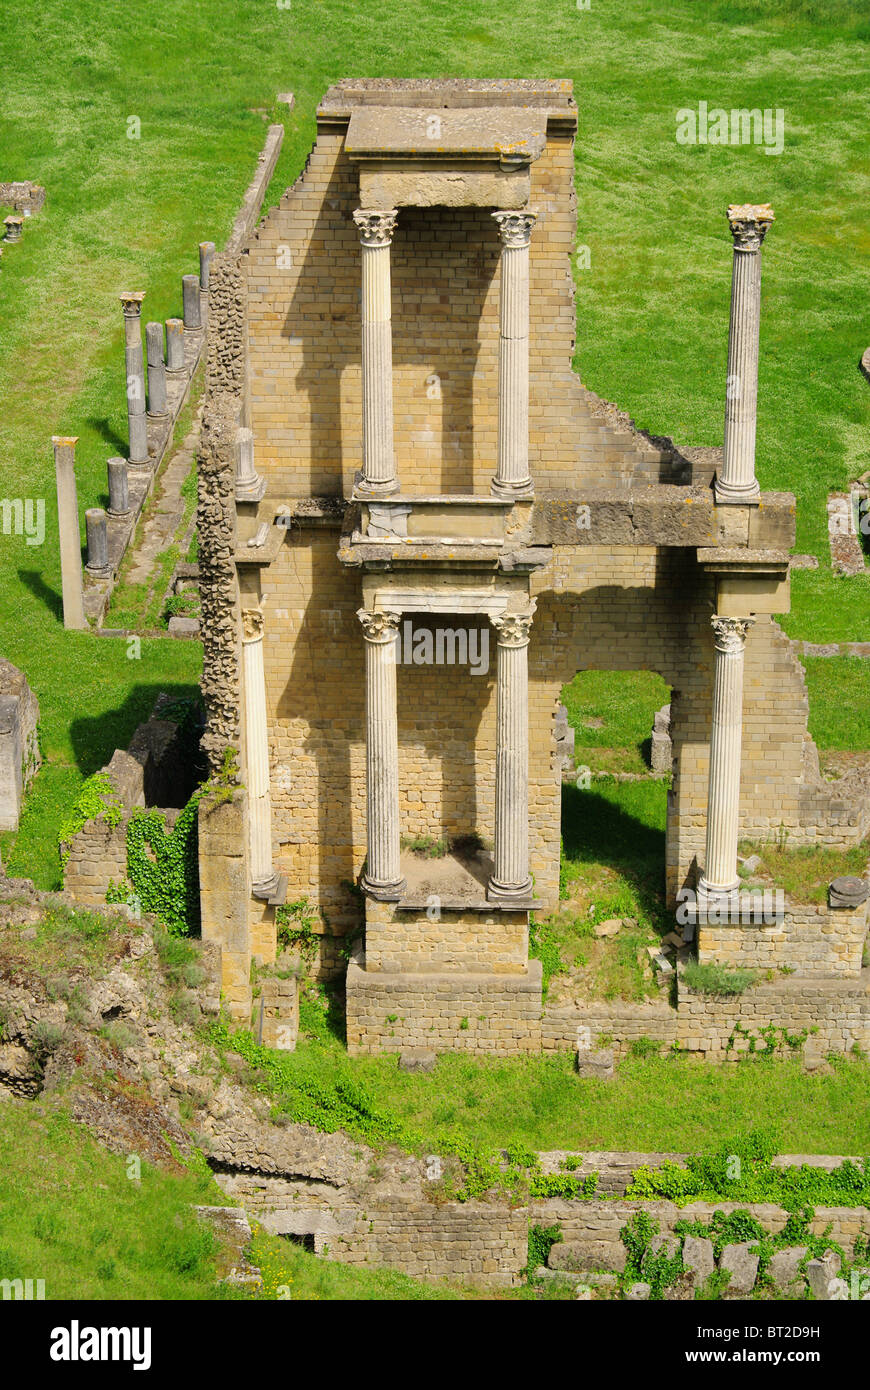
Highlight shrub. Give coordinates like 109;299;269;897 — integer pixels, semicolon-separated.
682;961;757;996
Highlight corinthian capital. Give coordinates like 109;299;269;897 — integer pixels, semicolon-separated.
352;209;398;248
726;204;774;252
119;291;146;316
492;604;536;647
711;614;754;653
242;607;265;642
492;209;538;249
357;607;401;643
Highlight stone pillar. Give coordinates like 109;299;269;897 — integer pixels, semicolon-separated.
52;436;86;630
85;508;109;574
491;210;537;499
242;608;279;899
487;604;536;903
199;241;216;291
357;608;405;899
3;216;23;242
699;616;755;900
352;210;399;497
120;292;148;465
145;321;168;417
107;457;130;518
182;274;202;331
715;204;774;505
165;318;185;374
235;426;265;503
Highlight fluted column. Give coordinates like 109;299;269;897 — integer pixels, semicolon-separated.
120;292;148;465
357;608;405;899
242;608;279;899
352;210;399;497
699;615;755;899
491;210;537;499
487;604;536;902
715;204;774;505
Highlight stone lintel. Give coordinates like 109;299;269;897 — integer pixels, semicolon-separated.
319;77;576;120
696;547;790;574
233;524;286;569
346;105;547;162
359;162;530;210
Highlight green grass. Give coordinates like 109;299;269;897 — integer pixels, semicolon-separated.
737;834;869;902
220;1023;870;1157
0;1101;235;1300
561;670;671;773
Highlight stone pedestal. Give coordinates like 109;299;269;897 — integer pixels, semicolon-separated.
145;321;168;417
107;456;131;518
242;608;279;899
491;210;537;499
235;426;266;503
357;608;405;899
85;508;109;574
487;606;535;902
165;318;185;374
352;210;399;496
699;616;754;900
52;436;86;630
182;273;202;331
120;292;148;465
714;204;774;506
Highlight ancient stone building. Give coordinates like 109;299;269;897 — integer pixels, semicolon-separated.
196;79;868;1056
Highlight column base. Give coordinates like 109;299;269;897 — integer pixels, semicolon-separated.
713;475;761;506
361;872;406;903
235;475;267;504
697;875;741;902
252;871;286;905
107;507;132;520
352;472;401;500
486;875;533;904
147;409;170;420
490;475;534;501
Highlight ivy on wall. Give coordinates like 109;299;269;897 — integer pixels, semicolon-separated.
57;772;124;867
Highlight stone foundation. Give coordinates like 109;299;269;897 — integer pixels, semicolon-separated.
345;956;543;1056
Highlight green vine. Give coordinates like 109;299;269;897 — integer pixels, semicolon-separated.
725;1019;811;1057
58;772;124;866
275;897;320;966
125;793;203;938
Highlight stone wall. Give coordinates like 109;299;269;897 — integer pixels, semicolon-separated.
531;1198;870;1270
345;956;543;1056
542;999;679;1057
676;970;870;1058
364;901;528;974
329;1202;528;1286
0;182;45;214
0;659;39;833
199;788;252;1023
698;899;869;978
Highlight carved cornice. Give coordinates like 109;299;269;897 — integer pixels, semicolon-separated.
352;209;398;248
357;607;401;643
726;204;774;252
711;614;754;653
492;209;538;249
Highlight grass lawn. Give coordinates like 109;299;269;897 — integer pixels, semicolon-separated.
0;0;868;882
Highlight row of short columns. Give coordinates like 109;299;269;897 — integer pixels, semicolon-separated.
117;241;214;466
351;206;538;501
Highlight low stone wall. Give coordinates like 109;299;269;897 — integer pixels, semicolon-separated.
330;1203;528;1286
677;970;870;1058
365;900;528;974
698;899;868;978
0;659;39;832
542;999;678;1056
346;956;543;1056
0;181;45;213
258;974;298;1050
531;1198;870;1270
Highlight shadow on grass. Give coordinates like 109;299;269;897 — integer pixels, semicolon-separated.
69;681;201;778
86;415;128;458
561;780;667;926
18;568;63;623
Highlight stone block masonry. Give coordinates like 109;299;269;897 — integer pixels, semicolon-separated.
345;956;543;1056
0;659;40;833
